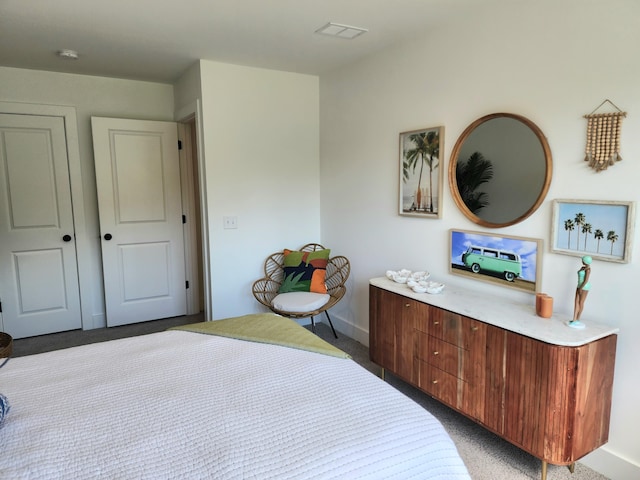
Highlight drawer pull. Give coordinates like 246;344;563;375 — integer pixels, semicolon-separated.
432;379;438;384
405;303;411;308
433;321;440;325
471;326;479;332
433;351;439;356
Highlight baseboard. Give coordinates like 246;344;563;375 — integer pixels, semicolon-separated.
323;313;369;346
580;446;640;480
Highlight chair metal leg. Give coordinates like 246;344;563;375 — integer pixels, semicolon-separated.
310;316;316;333
324;311;338;339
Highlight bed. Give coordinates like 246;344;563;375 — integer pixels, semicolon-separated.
0;313;470;479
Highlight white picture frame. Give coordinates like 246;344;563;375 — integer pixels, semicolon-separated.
551;199;635;263
399;126;444;218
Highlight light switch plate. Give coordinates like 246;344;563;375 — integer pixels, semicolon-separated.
223;216;238;229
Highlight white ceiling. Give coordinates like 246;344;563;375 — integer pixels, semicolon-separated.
0;0;498;83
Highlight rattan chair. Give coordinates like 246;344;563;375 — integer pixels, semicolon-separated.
252;243;350;338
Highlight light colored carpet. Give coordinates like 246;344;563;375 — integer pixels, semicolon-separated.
12;316;610;480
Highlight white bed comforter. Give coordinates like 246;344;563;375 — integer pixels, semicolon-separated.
0;330;470;479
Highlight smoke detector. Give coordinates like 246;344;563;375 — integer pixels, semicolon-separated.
57;49;79;60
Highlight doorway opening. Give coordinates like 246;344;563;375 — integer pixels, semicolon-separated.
178;117;205;316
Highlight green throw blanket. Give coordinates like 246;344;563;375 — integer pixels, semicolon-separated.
170;313;350;359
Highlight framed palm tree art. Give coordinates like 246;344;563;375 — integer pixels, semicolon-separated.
399;126;444;218
551;199;635;263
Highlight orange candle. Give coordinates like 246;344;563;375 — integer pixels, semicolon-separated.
538;295;553;319
535;293;546;316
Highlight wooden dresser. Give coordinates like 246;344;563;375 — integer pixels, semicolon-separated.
369;277;618;480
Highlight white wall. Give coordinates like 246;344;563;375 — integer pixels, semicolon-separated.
0;66;175;328
174;62;202;116
198;60;321;320
320;1;640;477
0;62;321;327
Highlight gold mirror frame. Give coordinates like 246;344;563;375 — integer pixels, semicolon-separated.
448;113;552;228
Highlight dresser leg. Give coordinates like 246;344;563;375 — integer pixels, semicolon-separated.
540;460;573;478
380;367;385;381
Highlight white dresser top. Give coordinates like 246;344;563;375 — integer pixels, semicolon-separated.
370;277;618;347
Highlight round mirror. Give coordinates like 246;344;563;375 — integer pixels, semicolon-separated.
448;113;552;228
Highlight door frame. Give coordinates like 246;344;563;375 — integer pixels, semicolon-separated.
176;100;211;320
0;101;92;330
178;120;201;315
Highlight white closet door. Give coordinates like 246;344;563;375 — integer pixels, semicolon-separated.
0;114;81;338
92;117;186;327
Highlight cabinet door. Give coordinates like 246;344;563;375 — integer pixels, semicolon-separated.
503;332;577;463
571;334;616;460
369;286;419;383
459;316;487;421
394;294;420;382
483;325;507;434
369;285;392;367
503;332;554;460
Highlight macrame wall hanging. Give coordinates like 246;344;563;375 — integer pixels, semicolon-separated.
583;99;627;172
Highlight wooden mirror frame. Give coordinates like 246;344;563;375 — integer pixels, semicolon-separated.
448;113;552;228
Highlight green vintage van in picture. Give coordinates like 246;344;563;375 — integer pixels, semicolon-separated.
461;245;522;282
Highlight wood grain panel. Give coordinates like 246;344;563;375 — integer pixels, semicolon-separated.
483;325;506;433
503;332;550;457
369;286;418;383
369;285;391;367
571;335;616;460
540;341;575;463
396;296;421;383
460;316;487;421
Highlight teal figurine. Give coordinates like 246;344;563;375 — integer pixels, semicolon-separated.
569;255;591;329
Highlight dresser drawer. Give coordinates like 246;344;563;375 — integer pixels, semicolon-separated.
416;307;463;345
418;360;459;408
417;332;460;377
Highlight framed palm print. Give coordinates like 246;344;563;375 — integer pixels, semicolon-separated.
399;126;444;218
551;199;635;263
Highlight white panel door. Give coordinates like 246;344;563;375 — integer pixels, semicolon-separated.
0;114;82;338
91;117;186;327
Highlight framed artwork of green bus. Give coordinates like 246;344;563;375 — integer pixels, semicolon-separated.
449;229;542;293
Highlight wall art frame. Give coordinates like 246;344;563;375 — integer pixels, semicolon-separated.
399;126;444;218
551;199;635;263
449;228;542;293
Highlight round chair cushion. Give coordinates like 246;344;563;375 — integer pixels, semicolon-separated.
272;292;330;313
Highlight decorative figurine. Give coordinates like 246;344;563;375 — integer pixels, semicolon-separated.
569;255;591;329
